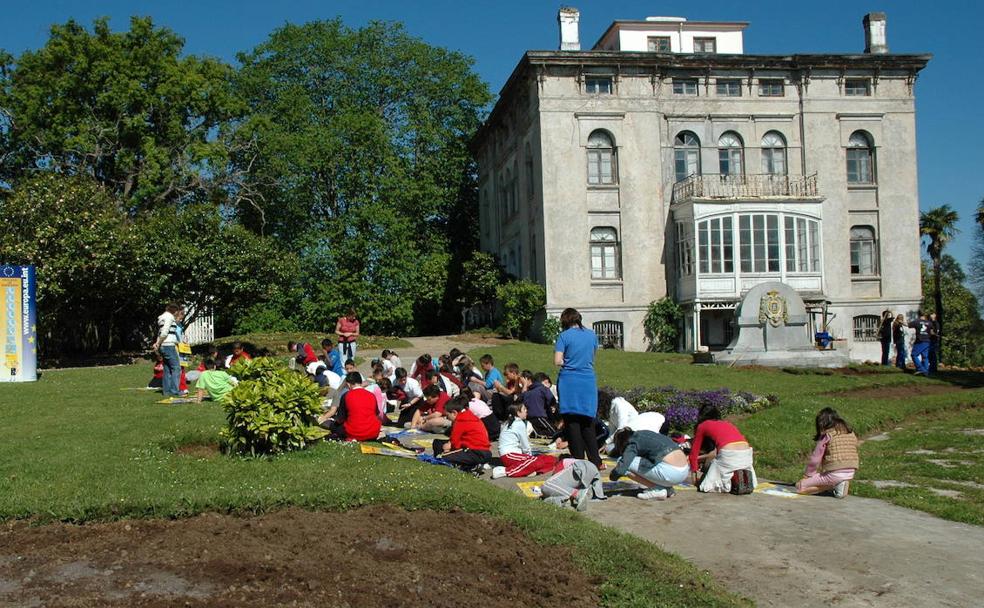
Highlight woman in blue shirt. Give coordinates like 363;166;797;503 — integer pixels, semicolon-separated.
554;308;602;467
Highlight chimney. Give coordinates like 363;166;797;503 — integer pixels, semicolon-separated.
558;7;580;51
863;12;888;54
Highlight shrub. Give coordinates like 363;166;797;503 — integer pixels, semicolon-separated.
234;302;298;334
537;315;562;344
221;357;328;455
496;280;546;339
643;297;684;352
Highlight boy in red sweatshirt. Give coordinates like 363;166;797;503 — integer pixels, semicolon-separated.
433;395;492;470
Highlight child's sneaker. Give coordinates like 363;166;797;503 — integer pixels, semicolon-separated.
637;488;668;501
572;489;590;512
491;466;507;479
833;480;851;498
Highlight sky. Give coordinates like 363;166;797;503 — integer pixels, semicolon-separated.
2;0;981;275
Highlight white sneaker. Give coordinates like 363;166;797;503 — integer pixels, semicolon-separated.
637;488;668;501
491;466;507;479
833;480;850;498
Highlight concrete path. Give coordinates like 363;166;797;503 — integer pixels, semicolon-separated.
400;336;984;608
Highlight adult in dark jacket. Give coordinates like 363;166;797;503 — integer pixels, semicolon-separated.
878;310;894;366
892;314;908;370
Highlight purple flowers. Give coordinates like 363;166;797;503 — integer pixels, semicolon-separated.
664;405;699;430
601;385;779;432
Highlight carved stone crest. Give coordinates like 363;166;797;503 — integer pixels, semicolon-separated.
758;290;788;328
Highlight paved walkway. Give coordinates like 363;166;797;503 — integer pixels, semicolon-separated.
400;336;984;608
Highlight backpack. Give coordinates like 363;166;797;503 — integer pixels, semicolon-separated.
730;469;754;495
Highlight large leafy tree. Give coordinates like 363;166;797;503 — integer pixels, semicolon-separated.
919;205;960;360
0;17;241;211
225;19;491;334
921;257;984;367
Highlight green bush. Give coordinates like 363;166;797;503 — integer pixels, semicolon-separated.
643;297;684;352
221;357;328;456
234;302;298;335
496;280;546;339
537;315;562;344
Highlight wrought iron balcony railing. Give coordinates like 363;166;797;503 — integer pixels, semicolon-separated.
672;173;820;203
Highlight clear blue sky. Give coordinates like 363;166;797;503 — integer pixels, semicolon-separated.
2;0;981;274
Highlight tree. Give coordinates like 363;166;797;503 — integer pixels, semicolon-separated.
921;257;984;367
919;205;960;361
970;197;984;303
0;173;143;354
225;19;491;334
0;17;241;212
496;280;546;339
643;297;684;352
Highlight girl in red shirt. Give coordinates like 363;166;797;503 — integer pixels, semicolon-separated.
691;404;757;493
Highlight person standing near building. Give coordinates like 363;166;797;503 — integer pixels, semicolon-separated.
909;311;932;376
153;303;184;397
892;313;908;370
335;309;361;361
878;310;894;366
554;308;602;468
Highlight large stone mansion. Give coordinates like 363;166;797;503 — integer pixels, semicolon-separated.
472;9;930;359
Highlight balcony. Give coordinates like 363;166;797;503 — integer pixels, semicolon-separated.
672;173;821;204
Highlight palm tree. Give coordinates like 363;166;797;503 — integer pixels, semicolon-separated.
919;205;960;360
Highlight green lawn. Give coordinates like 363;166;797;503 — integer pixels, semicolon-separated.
476;343;984;524
0;362;744;608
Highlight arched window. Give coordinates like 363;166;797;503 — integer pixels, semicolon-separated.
718;132;744;177
847;131;874;184
593;321;624;349
590;226;621;279
504;168;512;216
525;143;534;198
674;131;700;182
511;161;519;214
850;225;878;275
587;130;616;185
853;315;880;342
761;131;787;176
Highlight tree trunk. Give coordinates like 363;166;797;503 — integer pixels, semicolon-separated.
933;254;944;363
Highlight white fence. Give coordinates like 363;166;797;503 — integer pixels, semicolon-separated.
183;307;215;345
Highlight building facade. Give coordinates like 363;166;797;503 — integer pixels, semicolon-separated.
473;11;930;359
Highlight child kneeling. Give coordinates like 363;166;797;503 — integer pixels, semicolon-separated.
796;407;858;498
492;403;559;478
433;395;492;471
609;428;690;500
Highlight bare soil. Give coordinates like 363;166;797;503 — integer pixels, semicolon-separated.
0;506;599;608
825;383;967;400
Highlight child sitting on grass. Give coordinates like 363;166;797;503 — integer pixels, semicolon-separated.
409;384;452;433
433;395;492;471
796;407;859;498
194;359;239;402
492;403;559;479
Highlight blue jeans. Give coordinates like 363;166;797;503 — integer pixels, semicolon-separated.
894;343;907;370
912;341;930;375
161;345;182;396
628;456;690;488
338;341;357;362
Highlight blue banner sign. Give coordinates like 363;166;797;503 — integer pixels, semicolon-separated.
0;265;38;382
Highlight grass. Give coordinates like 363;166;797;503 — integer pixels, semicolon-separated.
0;362;745;608
850;404;984;525
475;342;984;525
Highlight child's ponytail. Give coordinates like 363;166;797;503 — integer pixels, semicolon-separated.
506;402;525;428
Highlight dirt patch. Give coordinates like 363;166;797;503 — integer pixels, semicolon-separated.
824;383;966;400
173;443;220;459
0;506;599;608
